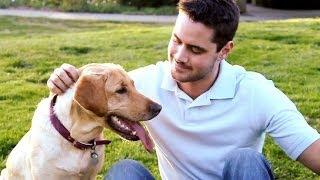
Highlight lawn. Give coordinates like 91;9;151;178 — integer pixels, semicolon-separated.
0;1;178;15
0;16;319;179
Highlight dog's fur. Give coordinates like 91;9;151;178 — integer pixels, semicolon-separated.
0;63;161;180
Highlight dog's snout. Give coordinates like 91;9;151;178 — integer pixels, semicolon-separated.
149;103;162;116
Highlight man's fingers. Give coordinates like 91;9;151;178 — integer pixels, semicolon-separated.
47;63;79;95
55;68;74;87
47;79;63;95
61;63;79;82
47;64;79;94
48;72;68;92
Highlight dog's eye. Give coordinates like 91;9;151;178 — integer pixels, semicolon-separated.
116;87;127;94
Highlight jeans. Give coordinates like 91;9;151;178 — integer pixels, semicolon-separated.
104;148;274;180
222;148;275;180
104;159;155;180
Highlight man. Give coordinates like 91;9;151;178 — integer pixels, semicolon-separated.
47;0;320;179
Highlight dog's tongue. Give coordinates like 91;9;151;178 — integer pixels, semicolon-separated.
131;123;154;153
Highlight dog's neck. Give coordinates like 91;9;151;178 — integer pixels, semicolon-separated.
54;88;104;142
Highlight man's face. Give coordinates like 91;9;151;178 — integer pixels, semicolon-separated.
168;12;221;83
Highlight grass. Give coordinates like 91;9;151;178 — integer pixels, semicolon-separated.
0;1;178;15
0;16;319;179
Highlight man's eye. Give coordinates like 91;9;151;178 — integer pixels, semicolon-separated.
172;37;180;43
191;47;202;54
116;87;127;94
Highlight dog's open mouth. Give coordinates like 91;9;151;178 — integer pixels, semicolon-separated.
106;115;154;152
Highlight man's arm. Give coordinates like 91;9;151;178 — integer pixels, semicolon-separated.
297;139;320;174
47;63;79;94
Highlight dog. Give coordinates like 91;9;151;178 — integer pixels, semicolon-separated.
0;63;161;180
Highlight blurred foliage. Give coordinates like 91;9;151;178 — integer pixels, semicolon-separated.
252;0;320;9
119;0;178;9
0;0;178;14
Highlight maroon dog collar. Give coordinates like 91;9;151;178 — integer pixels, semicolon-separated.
49;94;111;150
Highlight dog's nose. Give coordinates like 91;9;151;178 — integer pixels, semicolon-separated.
149;103;162;116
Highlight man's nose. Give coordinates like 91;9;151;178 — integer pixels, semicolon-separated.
174;45;188;63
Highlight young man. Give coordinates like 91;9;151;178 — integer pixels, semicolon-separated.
47;0;320;179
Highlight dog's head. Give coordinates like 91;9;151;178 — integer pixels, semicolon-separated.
72;63;161;152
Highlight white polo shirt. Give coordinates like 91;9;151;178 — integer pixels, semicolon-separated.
129;60;319;180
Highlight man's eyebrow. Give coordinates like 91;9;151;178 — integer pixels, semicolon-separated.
173;33;207;52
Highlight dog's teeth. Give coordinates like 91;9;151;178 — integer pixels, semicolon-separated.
132;131;136;135
111;116;133;132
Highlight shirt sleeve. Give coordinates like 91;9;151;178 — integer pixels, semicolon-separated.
254;79;320;160
128;61;167;96
128;64;156;91
266;109;320;160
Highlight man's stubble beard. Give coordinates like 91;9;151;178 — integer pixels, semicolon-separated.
170;60;216;83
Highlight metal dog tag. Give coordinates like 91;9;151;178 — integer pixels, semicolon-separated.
89;141;99;166
90;151;99;165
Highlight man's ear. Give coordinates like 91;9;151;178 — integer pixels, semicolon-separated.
219;41;234;60
73;75;106;117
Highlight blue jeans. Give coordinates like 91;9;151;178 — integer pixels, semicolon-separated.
104;148;274;180
104;159;155;180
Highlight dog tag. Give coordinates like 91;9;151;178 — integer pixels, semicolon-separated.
90;151;99;165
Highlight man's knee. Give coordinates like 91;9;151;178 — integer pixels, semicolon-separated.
222;148;274;180
225;148;266;165
110;159;142;169
105;159;154;180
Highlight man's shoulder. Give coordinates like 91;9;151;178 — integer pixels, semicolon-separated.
241;71;274;88
229;63;297;118
225;61;274;89
129;61;168;77
225;62;284;103
128;60;169;90
231;65;274;88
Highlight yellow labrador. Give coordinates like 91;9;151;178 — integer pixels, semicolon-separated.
0;63;161;180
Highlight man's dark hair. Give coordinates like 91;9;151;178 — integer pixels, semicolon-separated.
178;0;240;52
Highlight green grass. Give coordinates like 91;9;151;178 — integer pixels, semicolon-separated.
0;16;319;179
0;0;178;15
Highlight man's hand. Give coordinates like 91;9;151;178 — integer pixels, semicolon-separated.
47;63;79;94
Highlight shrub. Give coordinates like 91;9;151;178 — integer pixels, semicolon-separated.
0;0;27;8
253;0;320;9
60;0;88;12
119;0;178;9
0;0;178;14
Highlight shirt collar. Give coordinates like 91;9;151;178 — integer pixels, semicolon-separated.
160;61;176;92
208;60;237;100
161;60;237;100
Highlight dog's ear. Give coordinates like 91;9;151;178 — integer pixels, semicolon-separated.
74;74;107;117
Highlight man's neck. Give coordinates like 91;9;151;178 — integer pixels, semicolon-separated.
178;63;220;100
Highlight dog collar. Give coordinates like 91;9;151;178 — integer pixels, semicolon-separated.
49;94;111;150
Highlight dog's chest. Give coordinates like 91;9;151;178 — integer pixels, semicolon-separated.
31;94;106;177
54;145;105;176
33;129;105;176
